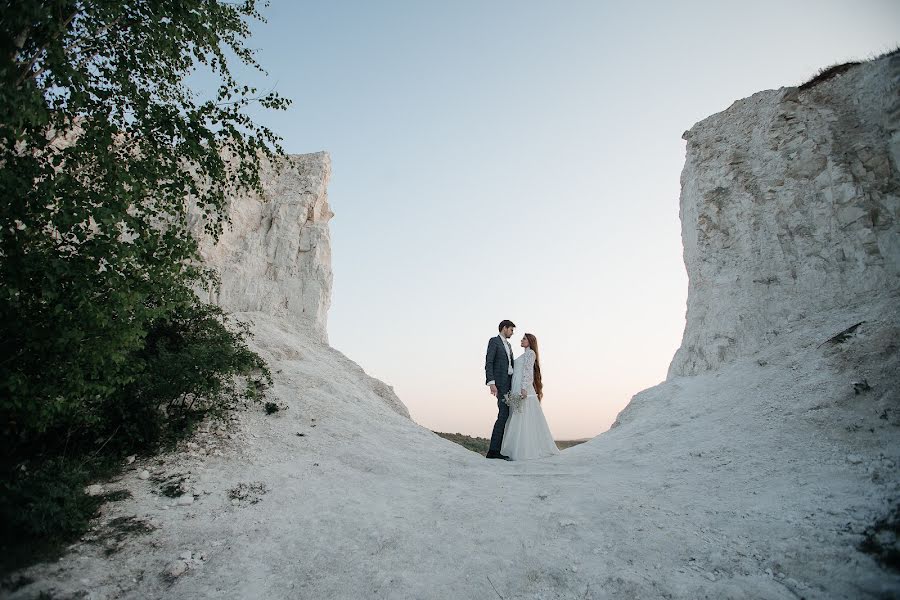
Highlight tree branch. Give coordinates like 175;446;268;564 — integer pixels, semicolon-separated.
19;12;128;90
15;6;82;87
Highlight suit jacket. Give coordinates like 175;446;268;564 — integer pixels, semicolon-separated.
485;335;514;393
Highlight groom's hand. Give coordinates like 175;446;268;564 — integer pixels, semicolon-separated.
489;384;498;397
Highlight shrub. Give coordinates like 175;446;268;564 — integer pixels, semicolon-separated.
0;0;284;571
103;303;272;453
0;304;271;572
0;456;105;573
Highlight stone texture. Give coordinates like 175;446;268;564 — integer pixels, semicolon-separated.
669;52;900;377
191;152;334;343
187;151;409;418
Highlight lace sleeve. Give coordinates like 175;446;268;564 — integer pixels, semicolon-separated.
521;349;535;393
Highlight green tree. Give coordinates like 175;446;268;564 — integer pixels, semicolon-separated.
0;0;283;562
1;0;284;437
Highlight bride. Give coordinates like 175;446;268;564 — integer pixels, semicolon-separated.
500;333;560;460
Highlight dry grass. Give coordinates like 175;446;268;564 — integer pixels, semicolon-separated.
798;45;899;92
798;61;862;91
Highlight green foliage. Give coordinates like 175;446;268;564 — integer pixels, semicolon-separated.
2;457;102;539
0;0;284;570
433;431;588;456
0;0;287;438
100;303;272;454
434;431;492;456
0;300;272;573
0;456;105;573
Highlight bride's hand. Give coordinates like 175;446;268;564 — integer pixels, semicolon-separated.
520;389;527;399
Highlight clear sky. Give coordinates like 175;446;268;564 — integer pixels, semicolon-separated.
230;0;898;439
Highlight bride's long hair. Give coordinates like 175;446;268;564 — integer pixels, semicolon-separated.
524;333;543;401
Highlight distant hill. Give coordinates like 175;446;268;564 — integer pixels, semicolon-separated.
433;431;589;456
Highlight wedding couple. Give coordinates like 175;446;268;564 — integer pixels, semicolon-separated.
484;320;560;461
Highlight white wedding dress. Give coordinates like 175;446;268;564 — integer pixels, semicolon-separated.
500;348;560;460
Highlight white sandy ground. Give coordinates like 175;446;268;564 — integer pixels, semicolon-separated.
5;295;899;600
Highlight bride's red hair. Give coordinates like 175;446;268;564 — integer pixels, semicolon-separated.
525;333;543;400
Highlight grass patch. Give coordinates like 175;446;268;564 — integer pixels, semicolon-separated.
557;438;591;450
798;61;861;91
434;432;492;455
798;46;899;93
433;431;589;456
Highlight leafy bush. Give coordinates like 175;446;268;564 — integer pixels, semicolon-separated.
102;303;272;454
0;456;105;573
0;0;284;572
1;0;287;440
2;457;102;540
0;305;271;572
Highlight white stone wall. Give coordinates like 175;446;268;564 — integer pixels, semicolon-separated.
669;52;900;377
193;151;333;343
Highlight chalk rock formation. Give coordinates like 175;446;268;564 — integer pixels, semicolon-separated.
48;118;396;419
192;151;334;343
669;53;900;377
189;150;410;419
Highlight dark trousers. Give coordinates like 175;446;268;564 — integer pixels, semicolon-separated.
488;382;511;454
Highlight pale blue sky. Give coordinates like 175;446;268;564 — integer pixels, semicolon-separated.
227;1;898;438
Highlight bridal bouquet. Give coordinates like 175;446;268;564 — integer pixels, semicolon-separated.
503;390;527;414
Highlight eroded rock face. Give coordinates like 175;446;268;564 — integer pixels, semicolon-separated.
193;152;333;342
669;53;900;378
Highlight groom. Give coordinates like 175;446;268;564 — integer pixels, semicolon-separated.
484;319;515;460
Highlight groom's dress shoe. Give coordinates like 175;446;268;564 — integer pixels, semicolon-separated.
486;452;511;461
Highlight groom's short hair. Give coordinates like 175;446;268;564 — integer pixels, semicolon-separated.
498;320;516;331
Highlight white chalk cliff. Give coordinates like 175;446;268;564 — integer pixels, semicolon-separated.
191;152;335;344
11;52;900;599
669;55;900;377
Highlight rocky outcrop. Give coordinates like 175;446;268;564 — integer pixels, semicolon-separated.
189;150;410;418
192;151;334;342
668;51;900;378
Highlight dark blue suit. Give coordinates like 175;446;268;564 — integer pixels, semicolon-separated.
485;335;514;454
